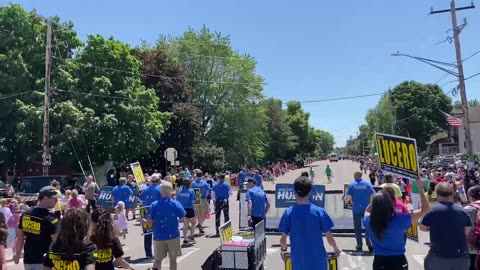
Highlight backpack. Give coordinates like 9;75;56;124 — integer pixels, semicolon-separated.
468;203;480;250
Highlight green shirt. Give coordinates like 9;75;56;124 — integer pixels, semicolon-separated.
411;178;429;194
309;169;315;177
325;167;332;176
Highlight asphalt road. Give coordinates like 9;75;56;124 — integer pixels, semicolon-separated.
7;160;431;270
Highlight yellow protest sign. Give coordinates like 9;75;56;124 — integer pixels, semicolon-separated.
139;207;154;235
219;220;233;244
130;162;145;185
343;184;352;210
285;253;337;270
406;222;419;242
375;132;419;179
193;188;201;205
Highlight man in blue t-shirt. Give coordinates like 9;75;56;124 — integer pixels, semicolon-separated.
139;173;161;258
420;182;471;270
111;177;133;209
344;171;375;252
278;176;341;270
146;181;186;270
191;170;211;234
212;174;232;235
246;178;270;229
237;169;246;201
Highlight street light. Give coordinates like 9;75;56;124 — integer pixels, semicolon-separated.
391;52;458;76
392;51;474;162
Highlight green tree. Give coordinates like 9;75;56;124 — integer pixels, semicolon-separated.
262;98;297;162
158;27;267;169
391;81;452;150
0;4;82;168
285;101;310;156
135;46;201;167
453;99;480;110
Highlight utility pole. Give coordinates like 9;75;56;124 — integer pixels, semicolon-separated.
389;90;395;135
431;0;475;161
42;21;52;176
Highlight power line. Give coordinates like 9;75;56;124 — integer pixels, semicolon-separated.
298;93;384;104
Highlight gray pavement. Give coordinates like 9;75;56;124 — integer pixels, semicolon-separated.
7;160;430;270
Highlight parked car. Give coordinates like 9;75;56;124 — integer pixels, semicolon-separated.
15;175;84;206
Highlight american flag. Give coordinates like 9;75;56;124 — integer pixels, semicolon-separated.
440;110;464;126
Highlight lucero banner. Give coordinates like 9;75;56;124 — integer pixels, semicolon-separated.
375;132;419;179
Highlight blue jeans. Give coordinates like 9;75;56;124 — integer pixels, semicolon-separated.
144;233;153;257
353;211;371;248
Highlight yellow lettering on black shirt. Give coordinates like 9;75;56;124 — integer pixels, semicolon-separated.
94;249;113;263
22;215;41;235
52;259;80;270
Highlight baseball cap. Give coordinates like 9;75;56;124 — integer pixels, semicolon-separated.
246;178;255;184
38;186;61;199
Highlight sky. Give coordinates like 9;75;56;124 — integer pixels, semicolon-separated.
6;0;480;146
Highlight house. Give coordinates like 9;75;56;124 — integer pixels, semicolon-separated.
428;106;480;156
456;106;480;153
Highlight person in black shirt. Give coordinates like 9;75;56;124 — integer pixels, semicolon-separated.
43;208;97;270
91;209;130;270
14;186;61;269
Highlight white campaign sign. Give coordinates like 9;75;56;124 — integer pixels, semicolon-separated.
239;191;355;231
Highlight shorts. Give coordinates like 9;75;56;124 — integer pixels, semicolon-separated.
185;208;195;219
153;238;182;265
194;199;209;218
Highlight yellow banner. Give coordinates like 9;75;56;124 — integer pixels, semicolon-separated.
406;222;419;242
130;162;145;185
375;132;419;179
219;220;233;244
285;253;337;270
193;189;201;205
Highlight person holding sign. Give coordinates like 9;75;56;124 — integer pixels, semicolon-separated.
363;177;429;270
420;182;472;270
176;178;197;244
191;170;211;234
146;182;186;270
278;176;341;270
139;174;162;258
344;171;375;252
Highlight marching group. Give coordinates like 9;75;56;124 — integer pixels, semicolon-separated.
0;164;275;270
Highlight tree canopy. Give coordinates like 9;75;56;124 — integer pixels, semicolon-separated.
0;4;336;174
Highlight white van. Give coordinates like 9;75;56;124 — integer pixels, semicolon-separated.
329;154;339;162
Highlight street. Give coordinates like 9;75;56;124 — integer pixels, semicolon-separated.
7;160;430;270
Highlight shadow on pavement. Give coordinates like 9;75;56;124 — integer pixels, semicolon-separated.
342;250;374;257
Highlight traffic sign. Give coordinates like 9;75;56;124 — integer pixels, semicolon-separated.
164;147;177;162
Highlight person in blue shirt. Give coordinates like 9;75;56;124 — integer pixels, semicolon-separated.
364;177;429;270
278;176;341;270
246;178;270;229
146;181;186;270
344;171;376;252
212;174;232;236
253;170;263;189
191;170;211;234
237;169;246;201
111;177;133;210
139;173;162;258
176;178;197;244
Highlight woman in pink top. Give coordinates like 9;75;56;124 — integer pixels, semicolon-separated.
382;186;409;214
68;189;86;209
